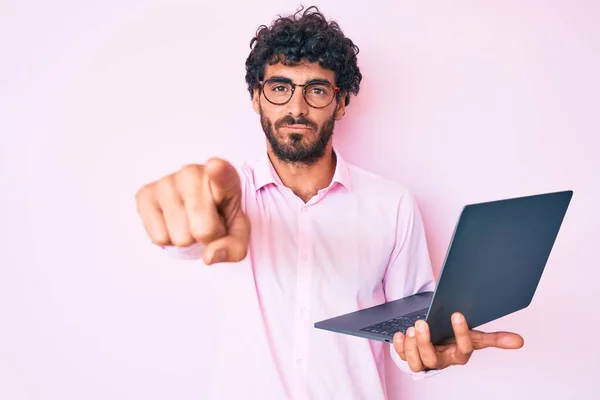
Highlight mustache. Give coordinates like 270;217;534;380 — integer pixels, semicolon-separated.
274;115;317;130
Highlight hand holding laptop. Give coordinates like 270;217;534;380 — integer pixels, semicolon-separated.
392;312;524;372
315;190;572;372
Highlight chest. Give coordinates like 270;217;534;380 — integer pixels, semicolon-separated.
243;187;397;300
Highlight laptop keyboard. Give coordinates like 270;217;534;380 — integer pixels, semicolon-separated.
359;308;428;337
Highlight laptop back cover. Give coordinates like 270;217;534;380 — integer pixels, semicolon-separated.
427;190;573;344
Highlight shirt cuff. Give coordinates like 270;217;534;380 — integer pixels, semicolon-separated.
389;343;446;380
157;243;205;260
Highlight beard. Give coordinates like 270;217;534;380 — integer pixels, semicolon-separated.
259;103;335;165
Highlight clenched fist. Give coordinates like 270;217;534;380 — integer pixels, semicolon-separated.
135;158;250;265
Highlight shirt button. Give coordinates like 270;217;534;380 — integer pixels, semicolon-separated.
300;306;307;314
301;253;308;261
296;359;303;365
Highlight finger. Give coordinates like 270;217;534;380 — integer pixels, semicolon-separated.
204;158;242;206
471;330;525;350
393;332;406;361
136;185;171;245
415;320;439;369
176;165;226;244
404;327;425;372
202;210;250;264
451;313;474;362
155;178;194;247
203;158;250;264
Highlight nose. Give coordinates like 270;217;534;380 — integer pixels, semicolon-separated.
286;87;309;117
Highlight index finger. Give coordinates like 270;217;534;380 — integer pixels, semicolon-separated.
176;165;226;244
451;313;474;356
204;158;242;206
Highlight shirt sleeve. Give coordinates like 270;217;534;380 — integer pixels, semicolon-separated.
382;189;443;378
159;242;205;260
382;190;435;301
389;344;445;379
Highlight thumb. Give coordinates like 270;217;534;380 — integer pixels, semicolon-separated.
202;209;251;265
471;330;525;350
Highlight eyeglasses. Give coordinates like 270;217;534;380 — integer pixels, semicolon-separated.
259;78;340;109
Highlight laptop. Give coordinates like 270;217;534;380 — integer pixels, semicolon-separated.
314;190;573;345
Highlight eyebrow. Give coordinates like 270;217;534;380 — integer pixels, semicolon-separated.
265;75;334;86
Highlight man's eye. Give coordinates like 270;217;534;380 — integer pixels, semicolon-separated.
272;85;289;92
309;86;328;95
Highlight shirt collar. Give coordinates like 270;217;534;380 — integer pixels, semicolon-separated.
253;147;352;192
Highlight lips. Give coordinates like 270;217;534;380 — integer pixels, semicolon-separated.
275;116;317;131
281;125;312;130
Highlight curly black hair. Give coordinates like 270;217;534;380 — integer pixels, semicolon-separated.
245;5;362;106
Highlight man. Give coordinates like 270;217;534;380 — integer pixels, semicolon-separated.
135;6;523;399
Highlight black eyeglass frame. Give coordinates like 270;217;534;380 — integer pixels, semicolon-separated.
258;78;341;109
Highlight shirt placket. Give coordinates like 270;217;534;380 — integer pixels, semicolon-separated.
291;205;313;400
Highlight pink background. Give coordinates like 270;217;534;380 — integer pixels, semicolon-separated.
1;0;598;399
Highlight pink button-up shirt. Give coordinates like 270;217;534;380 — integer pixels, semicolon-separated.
163;148;436;399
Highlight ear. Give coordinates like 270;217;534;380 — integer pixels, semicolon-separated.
334;92;347;120
252;88;260;114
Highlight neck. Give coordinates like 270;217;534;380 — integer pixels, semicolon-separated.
267;144;337;203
